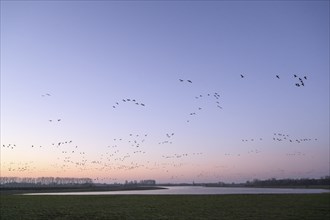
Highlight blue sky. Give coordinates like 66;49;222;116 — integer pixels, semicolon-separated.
1;0;329;183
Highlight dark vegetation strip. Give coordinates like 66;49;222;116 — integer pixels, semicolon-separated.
1;194;329;220
204;184;330;189
0;186;165;195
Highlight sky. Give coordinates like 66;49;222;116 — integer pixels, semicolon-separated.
1;0;329;184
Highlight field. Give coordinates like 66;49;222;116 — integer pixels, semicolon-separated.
1;194;329;220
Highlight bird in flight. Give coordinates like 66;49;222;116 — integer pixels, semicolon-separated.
276;75;280;79
42;93;51;97
240;74;244;78
187;80;192;83
179;79;184;82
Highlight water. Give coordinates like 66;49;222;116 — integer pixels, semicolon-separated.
25;186;329;195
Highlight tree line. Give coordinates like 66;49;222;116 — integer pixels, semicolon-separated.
244;176;330;187
0;177;93;187
124;179;156;185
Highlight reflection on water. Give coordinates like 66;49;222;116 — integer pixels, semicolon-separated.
25;186;329;195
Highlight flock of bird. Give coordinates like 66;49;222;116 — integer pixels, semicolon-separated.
1;73;318;183
242;73;309;88
112;98;145;109
158;133;175;145
293;74;308;87
240;133;318;144
185;92;223;123
271;133;317;144
179;79;193;83
49;119;61;123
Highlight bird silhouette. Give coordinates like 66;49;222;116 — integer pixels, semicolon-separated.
187;80;192;83
240;74;244;78
41;93;51;97
276;75;280;79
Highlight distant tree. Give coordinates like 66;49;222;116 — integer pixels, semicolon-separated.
0;177;93;187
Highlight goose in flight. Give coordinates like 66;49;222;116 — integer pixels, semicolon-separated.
41;93;51;97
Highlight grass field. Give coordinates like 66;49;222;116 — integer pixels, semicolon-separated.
1;194;329;220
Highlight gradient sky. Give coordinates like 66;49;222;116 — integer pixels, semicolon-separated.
1;0;329;183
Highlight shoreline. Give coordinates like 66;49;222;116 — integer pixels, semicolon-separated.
1;185;329;196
